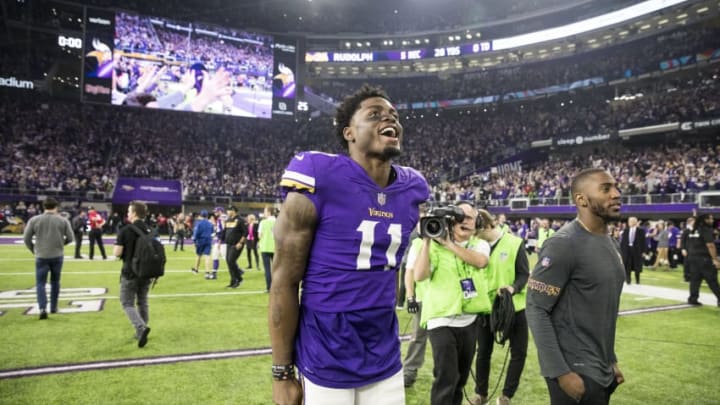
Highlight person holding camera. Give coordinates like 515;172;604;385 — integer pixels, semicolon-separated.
470;209;529;405
414;201;491;405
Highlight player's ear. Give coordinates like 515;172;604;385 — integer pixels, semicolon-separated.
575;192;588;207
343;126;354;143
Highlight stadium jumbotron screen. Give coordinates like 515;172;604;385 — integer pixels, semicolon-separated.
83;10;296;119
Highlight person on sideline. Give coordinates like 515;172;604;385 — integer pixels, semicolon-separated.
413;202;491;405
114;201;154;348
224;206;247;288
191;210;213;276
269;85;429;405
470;209;529;405
23;198;74;319
527;168;626;404
685;213;720;306
258;205;277;292
620;216;646;284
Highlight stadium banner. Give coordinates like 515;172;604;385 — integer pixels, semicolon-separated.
554;133;613;147
272;37;299;117
304;42;492;64
112;177;182;206
470;149;548;182
82;8;115;103
504;77;604;101
696;48;720;62
679;117;720;132
659;54;694;70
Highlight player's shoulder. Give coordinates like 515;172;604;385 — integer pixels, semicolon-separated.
281;151;341;194
392;164;429;192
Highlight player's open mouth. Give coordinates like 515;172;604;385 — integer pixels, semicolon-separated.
379;126;399;138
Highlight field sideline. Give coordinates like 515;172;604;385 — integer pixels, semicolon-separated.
1;240;719;404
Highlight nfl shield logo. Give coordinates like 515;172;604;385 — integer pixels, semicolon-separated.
541;257;551;267
377;192;387;206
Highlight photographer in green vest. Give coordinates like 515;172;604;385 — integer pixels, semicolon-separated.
414;201;491;405
469;210;529;405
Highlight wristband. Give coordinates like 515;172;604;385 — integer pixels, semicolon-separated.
271;364;295;381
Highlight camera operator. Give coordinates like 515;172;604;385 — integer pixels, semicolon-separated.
414;201;490;405
470;209;529;405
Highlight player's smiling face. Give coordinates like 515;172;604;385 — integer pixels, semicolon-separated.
346;97;402;161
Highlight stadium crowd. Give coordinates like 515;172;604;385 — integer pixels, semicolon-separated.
308;25;720;104
2;61;719;202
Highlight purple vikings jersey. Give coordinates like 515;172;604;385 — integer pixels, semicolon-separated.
280;151;430;388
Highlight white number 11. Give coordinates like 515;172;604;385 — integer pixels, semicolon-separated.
356;220;402;270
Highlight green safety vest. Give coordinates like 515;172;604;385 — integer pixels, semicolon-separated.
420;237;491;328
537;228;555;249
486;233;526;312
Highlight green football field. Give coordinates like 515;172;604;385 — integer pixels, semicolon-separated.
1;240;719;404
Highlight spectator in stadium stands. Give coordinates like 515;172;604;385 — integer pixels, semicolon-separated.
470;209;529;405
87;206;108;260
527;168;625;404
245;214;260;270
113;201;153;348
258;205;277;292
620;217;646;284
23;198;74;320
71;210;87;259
269;85;429;405
685;214;720;306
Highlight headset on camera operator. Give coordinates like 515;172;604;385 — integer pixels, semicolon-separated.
414;201;491;405
469;209;529;405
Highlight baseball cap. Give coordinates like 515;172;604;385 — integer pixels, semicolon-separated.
227;205;237;212
200;209;209;217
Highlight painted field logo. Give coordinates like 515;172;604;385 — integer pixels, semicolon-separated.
0;76;34;90
0;287;107;316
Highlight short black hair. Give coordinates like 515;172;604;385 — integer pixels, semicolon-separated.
570;168;607;198
43;198;59;210
334;84;392;151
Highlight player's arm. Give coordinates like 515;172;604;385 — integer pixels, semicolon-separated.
413;238;432;281
442;238;489;268
269;192;316;404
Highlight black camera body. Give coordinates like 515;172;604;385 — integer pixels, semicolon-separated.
420;204;466;239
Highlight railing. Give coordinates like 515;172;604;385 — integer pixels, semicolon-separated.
485;192;698;208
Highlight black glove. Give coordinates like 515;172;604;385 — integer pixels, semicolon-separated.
407;296;419;314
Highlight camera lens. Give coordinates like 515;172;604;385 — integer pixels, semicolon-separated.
424;218;443;238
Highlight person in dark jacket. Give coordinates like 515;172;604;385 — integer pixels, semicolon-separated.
223;206;247;288
620;217;646;284
114;201;153;348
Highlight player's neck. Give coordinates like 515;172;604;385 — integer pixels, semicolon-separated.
576;213;607;235
352;155;394;187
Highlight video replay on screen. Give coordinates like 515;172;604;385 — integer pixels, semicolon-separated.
84;11;297;119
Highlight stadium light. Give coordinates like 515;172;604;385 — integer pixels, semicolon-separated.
492;0;688;50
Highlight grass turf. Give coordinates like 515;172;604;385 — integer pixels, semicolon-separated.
0;241;718;404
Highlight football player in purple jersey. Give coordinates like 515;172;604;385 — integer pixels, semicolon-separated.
269;85;430;405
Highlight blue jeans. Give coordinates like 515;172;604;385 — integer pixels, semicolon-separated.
36;256;64;312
